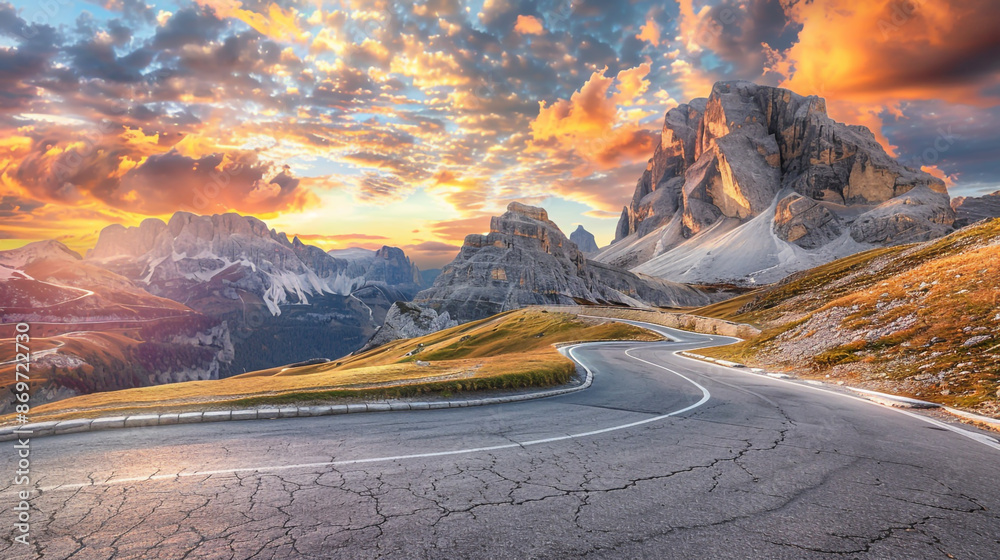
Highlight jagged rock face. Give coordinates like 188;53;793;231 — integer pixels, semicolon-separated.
359;302;458;353
849;186;956;244
773;194;842;249
952;191;1000;227
409;202;713;323
600;81;955;284
570;225;599;253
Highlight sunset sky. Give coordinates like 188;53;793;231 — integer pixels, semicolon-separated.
1;0;998;268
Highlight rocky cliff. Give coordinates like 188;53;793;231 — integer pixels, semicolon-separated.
399;202;714;323
598;81;955;284
570;225;600;253
952;191;1000;227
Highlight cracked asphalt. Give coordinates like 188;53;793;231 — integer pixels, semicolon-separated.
2;323;999;559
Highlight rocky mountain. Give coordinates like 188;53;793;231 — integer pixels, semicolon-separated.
88;213;361;315
364;203;719;349
420;268;442;286
327;245;424;301
87;212;424;374
695;218;1000;418
952;190;1000;227
570;225;600;253
597;81;955;285
0;241;233;410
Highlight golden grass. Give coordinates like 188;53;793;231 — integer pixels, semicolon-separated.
689;290;761;320
5;309;662;424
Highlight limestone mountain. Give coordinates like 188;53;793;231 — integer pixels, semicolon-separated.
570;225;600;253
365;203;719;349
596;81;955;285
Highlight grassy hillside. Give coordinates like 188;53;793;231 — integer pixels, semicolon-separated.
697;218;1000;416
6;309;662;423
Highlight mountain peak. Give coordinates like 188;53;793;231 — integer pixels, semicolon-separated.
570;225;599;253
0;239;81;269
410;203;712;323
505;201;549;222
597;80;954;284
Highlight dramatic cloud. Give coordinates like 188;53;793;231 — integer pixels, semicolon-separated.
514;15;545;35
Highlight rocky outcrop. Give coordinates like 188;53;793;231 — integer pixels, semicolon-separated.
952;190;1000;227
773;194;842;249
599;81;955;284
359;302;459;352
849;186;955;245
363;203;718;348
570;225;600;253
404;202;714;324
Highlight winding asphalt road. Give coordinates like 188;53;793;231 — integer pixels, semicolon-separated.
2;321;999;559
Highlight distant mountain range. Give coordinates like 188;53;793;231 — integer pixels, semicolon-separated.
0;214;432;408
84;212;428;374
87;212;424;316
952;191;1000;228
596;81;957;285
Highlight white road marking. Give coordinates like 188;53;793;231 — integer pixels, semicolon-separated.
38;341;713;493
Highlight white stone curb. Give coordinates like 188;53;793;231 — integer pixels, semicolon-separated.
846;387;941;409
943;407;1000;430
677;351;746;368
0;342;599;442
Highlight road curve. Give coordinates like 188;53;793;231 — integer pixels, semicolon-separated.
2;321;999;559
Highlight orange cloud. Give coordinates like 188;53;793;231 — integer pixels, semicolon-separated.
530;63;656;168
195;0;309;43
636;17;660;46
770;0;1000;153
514;15;545;35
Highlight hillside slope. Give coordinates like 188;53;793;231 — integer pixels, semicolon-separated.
0;241;233;411
696;219;1000;416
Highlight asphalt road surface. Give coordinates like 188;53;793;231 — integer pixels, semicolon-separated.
2;321;999;559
